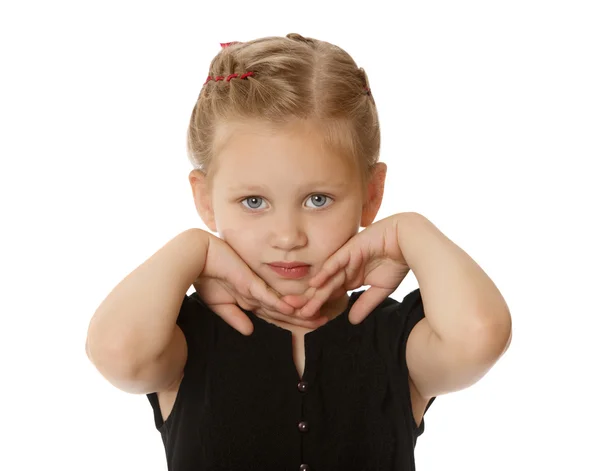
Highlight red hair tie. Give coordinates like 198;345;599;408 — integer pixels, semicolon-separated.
220;42;241;48
203;71;254;85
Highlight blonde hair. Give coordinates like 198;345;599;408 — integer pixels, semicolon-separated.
186;33;380;194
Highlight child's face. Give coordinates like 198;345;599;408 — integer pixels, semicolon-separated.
196;119;379;297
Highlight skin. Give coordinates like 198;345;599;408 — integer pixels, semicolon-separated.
189;117;387;328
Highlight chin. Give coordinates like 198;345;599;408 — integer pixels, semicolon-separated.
269;280;308;296
260;280;311;301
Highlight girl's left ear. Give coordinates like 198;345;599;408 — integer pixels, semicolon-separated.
360;162;387;227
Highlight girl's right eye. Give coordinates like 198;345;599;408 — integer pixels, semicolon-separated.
241;196;266;210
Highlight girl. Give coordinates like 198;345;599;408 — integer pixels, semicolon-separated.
86;33;512;471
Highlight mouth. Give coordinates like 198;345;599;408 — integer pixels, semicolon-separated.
267;262;311;279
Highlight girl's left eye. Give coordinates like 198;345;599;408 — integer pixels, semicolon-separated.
305;194;332;208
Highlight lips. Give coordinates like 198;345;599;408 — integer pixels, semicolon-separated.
267;262;311;279
268;262;309;268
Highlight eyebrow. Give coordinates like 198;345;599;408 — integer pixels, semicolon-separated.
228;181;348;193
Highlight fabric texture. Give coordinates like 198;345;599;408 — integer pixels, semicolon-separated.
146;287;436;471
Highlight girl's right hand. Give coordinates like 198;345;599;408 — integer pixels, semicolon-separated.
192;233;329;336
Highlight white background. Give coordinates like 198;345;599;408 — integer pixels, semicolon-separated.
1;1;598;470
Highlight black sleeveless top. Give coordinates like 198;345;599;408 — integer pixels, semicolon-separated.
146;287;436;471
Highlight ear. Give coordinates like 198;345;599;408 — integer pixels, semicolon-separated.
189;169;217;233
360;162;387;227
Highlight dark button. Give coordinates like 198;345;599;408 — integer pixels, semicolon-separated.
298;421;309;432
297;381;308;393
299;464;310;471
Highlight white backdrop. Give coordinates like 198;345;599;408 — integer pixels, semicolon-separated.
1;1;598;470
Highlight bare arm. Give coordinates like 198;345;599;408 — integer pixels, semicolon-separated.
398;213;512;399
85;228;209;391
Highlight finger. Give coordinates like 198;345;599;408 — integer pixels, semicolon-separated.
300;269;347;317
281;286;320;312
347;286;394;325
230;290;257;312
308;248;351;288
280;289;314;310
344;247;366;290
247;277;295;315
297;285;345;319
214;304;254;336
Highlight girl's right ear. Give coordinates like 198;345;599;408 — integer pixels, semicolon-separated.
189;169;217;233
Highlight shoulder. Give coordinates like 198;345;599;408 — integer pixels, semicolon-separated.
179;291;219;325
368;287;424;332
356;287;426;360
175;291;222;353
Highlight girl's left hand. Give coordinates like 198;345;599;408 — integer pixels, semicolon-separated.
298;214;412;324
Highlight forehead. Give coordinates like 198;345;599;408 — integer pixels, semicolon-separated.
212;119;359;184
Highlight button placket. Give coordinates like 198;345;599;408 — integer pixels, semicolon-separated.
297;379;310;466
298;338;320;471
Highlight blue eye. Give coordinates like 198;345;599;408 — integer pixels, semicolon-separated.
241;196;265;210
240;194;332;211
306;194;331;208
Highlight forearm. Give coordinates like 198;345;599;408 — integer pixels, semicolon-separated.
86;228;210;373
395;212;512;351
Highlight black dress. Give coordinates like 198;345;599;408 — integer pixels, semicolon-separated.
146;287;436;471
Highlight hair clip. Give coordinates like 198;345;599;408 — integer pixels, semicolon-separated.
220;42;241;48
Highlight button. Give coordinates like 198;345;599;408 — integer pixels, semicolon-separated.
298;421;309;432
299;465;310;471
297;381;308;393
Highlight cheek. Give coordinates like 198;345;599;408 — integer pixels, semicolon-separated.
213;204;249;243
312;217;359;255
219;226;259;259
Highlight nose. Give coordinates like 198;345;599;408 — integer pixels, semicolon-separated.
269;211;308;251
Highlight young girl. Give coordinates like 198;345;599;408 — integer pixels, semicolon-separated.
86;33;512;471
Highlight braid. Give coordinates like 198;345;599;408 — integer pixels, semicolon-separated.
203;71;255;85
202;36;371;96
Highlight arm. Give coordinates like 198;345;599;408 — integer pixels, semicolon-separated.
397;213;512;399
85;228;210;391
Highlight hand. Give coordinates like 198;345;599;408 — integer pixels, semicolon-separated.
193;233;329;336
298;214;412;325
